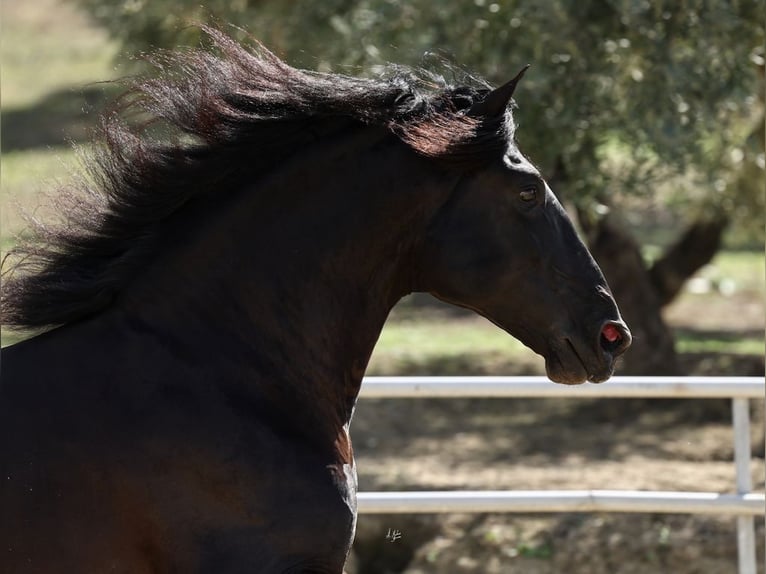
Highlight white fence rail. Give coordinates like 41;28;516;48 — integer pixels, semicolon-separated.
359;375;762;399
359;490;764;515
357;376;765;574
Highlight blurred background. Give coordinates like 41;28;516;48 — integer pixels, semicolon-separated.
1;0;764;572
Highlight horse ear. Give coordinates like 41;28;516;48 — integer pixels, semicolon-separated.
469;64;530;118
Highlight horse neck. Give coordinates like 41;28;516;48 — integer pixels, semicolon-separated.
112;127;455;447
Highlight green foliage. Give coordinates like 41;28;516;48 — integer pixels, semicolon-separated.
515;540;553;560
72;0;764;237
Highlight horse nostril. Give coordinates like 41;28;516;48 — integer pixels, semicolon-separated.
602;323;622;344
600;321;631;356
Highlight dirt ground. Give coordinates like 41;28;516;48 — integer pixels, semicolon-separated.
346;292;765;574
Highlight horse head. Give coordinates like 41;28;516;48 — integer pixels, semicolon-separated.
415;71;631;384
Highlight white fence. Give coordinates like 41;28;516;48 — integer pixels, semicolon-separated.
356;376;765;574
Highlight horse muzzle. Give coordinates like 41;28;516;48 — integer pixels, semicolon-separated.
545;320;631;385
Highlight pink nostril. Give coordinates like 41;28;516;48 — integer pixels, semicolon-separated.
602;324;622;344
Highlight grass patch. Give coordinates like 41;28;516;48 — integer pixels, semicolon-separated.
2;0;118;240
699;250;765;294
1;147;82;239
376;318;526;356
2;147;81;190
368;317;539;375
1;0;119;109
1;331;28;349
675;329;764;356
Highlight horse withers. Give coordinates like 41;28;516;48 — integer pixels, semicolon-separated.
0;30;630;573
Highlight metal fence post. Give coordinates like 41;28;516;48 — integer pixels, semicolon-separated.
732;397;757;574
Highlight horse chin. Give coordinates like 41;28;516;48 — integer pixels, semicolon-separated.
544;342;615;385
544;357;589;385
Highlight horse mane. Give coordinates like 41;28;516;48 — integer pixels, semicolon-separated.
1;27;514;331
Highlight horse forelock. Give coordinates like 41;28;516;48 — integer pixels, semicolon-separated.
0;26;513;330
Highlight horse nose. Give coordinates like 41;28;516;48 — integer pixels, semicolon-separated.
599;320;632;358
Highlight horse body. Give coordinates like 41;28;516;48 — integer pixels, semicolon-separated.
1;127;451;572
1;30;630;573
2;312;355;573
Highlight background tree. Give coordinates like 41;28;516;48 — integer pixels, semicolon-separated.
72;0;764;374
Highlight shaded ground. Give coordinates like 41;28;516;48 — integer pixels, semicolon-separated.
1;85;117;152
349;293;765;574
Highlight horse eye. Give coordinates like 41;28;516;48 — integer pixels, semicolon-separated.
519;186;537;202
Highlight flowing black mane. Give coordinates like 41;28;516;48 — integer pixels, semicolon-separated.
1;28;514;330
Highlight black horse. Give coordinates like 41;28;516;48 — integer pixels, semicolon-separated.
0;30;630;574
